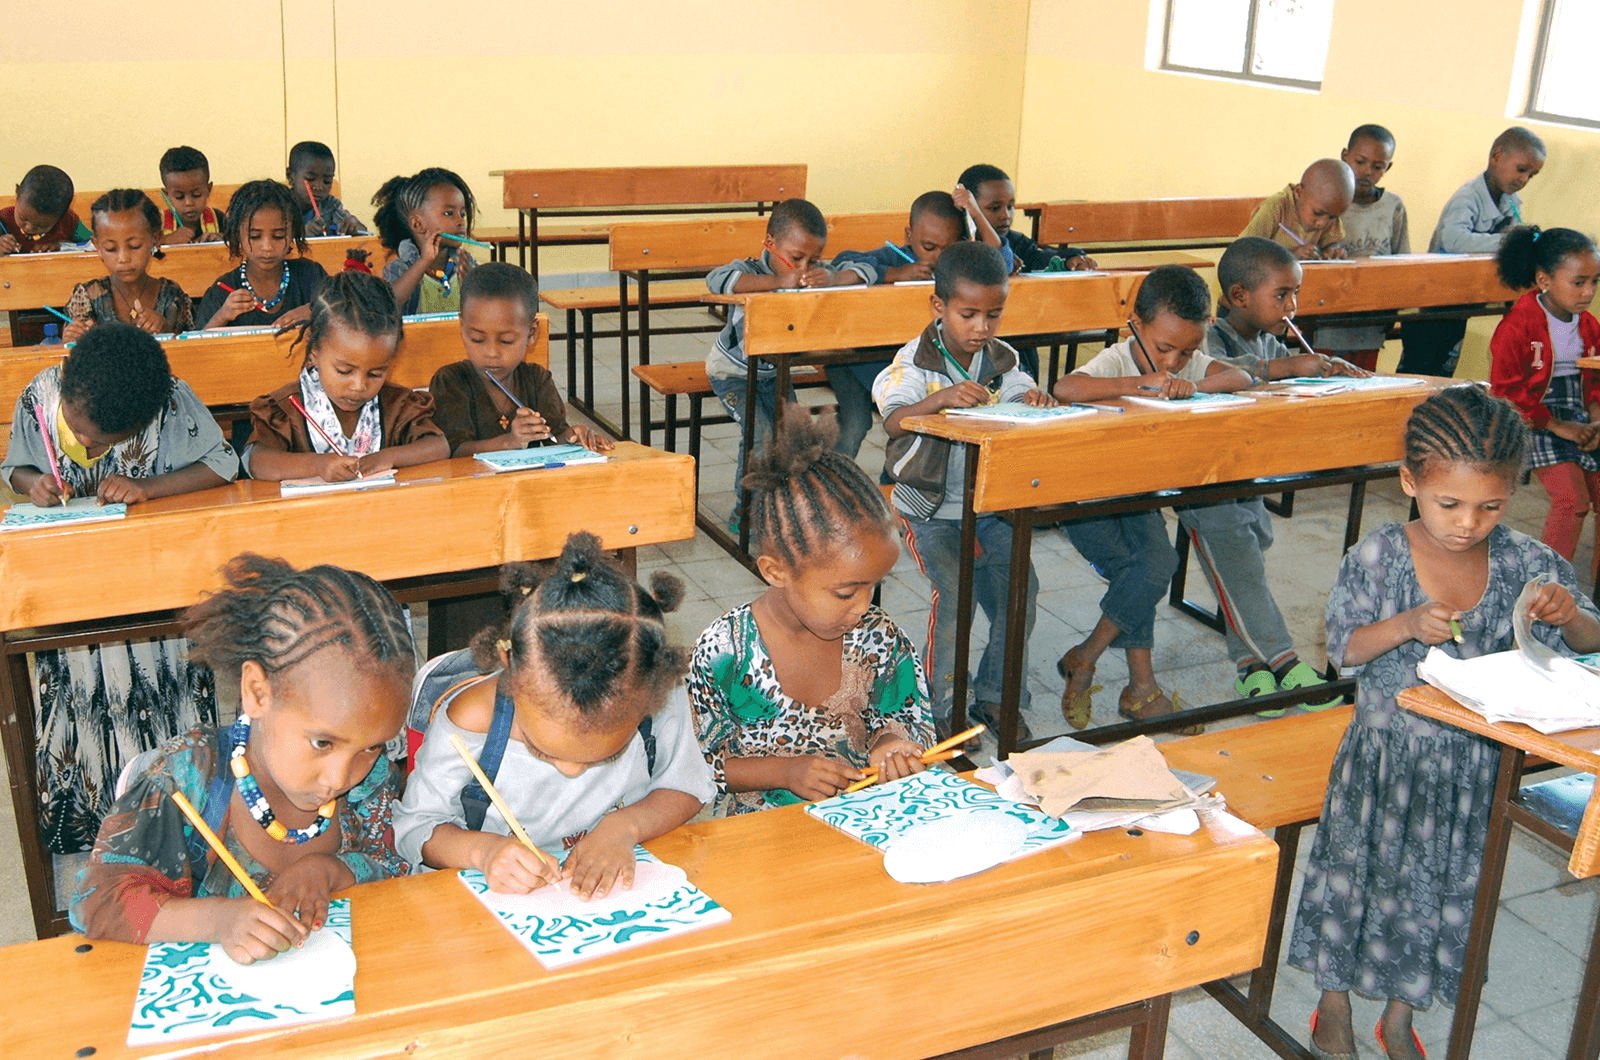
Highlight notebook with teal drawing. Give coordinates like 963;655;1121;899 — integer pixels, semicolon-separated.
473;443;608;472
1;498;127;531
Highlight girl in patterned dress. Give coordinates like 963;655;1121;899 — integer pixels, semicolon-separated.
689;407;934;815
69;557;416;964
1291;387;1600;1060
62;190;195;342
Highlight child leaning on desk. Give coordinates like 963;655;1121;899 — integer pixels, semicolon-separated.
0;164;91;255
395;534;714;900
287;140;369;238
688;407;933;814
63;190;195;341
69;557;415;963
873;241;1055;744
242;270;447;481
1289;387;1600;1060
1051;266;1250;733
1240;158;1354;261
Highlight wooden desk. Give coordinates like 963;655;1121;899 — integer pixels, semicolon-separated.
0;445;694;937
0;236;385;310
1294;255;1516;335
2;796;1277;1059
1033;197;1265;250
1400;685;1600;1060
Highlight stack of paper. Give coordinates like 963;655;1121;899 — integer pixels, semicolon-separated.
1276;376;1427;393
946;403;1095;424
1;498;127;531
279;471;399;497
1123;391;1255;413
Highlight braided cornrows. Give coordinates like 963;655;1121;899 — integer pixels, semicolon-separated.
182;554;416;690
220;179;307;258
289;270;404;364
90;189;161;238
370;167;476;252
471;533;688;732
1404;385;1528;482
743;405;893;569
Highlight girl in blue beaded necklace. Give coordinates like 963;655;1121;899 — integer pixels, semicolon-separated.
198;179;330;330
374;167;478;316
67;556;416;965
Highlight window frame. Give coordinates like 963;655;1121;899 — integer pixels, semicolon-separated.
1159;0;1326;91
1524;0;1600;131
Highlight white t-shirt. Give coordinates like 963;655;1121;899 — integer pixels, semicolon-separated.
1542;300;1583;378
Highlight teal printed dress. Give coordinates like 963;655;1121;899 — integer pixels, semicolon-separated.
688;604;933;815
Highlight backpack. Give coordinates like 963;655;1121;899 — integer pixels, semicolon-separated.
408;648;657;831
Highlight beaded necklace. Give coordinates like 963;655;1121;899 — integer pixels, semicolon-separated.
227;714;335;844
238;261;291;313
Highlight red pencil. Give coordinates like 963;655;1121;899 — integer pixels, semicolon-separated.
287;394;348;457
304;180;322;221
765;244;796;270
218;281;263;311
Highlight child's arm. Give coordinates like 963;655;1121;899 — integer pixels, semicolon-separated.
97;463;228;505
203;287;261;329
9;466;71;507
248;448;361;482
861;631;934;785
723;755;865;800
563;789;703;899
387;232;447;309
356;434;449;476
1343;600;1458;667
952;184;1005;253
1526;578;1600;654
1197;359;1255;392
1053;367;1193;403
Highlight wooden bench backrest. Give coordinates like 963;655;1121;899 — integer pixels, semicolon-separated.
741;273;1143;357
0;235;385;311
0;181;340;225
1296;255;1515;316
500;165;806;211
609;210;908;272
1036;197;1264;245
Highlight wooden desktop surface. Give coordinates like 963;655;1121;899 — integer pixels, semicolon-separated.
1295;255;1514;315
2;798;1276;1060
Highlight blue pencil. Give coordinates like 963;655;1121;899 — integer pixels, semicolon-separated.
42;305;73;324
483;369;525;409
885;241;917;264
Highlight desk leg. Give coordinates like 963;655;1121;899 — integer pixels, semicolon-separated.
739;363;758;556
950;446;979;740
528;211;539;279
565;308;579;406
1127;993;1172;1060
619;275;632;442
1343;482;1367;552
583;310;597;414
0;646;55;938
1448;745;1525;1060
518;210;527;271
997;509;1033;758
638;273;653;448
1568;904;1600;1060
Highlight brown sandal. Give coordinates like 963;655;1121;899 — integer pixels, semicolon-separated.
1118;686;1204;736
1056;647;1103;730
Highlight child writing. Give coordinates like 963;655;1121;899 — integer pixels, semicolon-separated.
1401;127;1547;377
958;163;1096;274
63;190;195;341
689;408;932;813
395;533;714;899
1290;387;1600;1060
1320;125;1411;371
1488;225;1600;566
873;240;1055;742
4;323;239;852
157;146;227;244
195;180;328;330
429;262;611;455
287;140;368;238
0;164;91;255
374;167;477;315
243;271;448;481
69;556;415;962
1051;266;1252;730
1241;159;1355;261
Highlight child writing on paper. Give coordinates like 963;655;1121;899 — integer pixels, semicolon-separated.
396;534;714;899
1051;266;1251;731
429;262;611;456
1318;125;1411;371
157;146;227;244
287;141;368;237
374;167;478;315
69;556;415;963
873;241;1055;743
959;163;1096;274
243;270;447;481
1240;159;1355;261
689;407;933;813
1291;387;1600;1060
1488;225;1600;566
62;191;195;341
0;165;91;254
195;180;328;330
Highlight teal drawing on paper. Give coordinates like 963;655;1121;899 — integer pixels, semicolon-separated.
125;898;355;1047
805;769;1075;854
1;501;127;530
473;443;607;471
458;847;731;969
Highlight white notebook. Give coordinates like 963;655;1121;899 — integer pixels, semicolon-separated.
278;471;399;497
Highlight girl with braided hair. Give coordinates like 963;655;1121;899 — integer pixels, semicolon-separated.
62;189;194;341
396;533;713;900
688;407;932;816
195;179;327;330
1291;385;1600;1060
243;269;447;481
373;167;478;315
69;555;416;964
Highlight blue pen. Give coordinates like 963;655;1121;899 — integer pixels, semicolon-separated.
885;241;917;264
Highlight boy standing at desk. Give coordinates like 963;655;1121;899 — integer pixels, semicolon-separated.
1241;159;1355;261
1320;125;1410;371
873;241;1056;742
1399;126;1547;378
0;165;91;254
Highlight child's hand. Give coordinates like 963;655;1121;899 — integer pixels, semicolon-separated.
27;476;69;507
0;232;18;254
276;304;311;328
265;853;352;932
337;215;364;236
456;251;474;276
937;380;994;410
1290;242;1322;261
1068;255;1098;271
195;229;224;244
1138;372;1194;399
1324;245;1349;260
212;899;309;964
130;299;162;334
215;287;257;325
564;816;638;900
478;835;561;894
782;755;865;801
1528;581;1580;627
318;454;361;482
1407;601;1461;645
1021;388;1056;408
97;475;148;505
799;265;832;288
163;226;196;245
417;229;446;266
61;319;89;343
869;736;926;783
507;406;552;446
886;262;933;283
357;451;397;477
771;261;804;288
952;184;977;215
1324;355;1373;378
563;425;614;452
34;241;61;253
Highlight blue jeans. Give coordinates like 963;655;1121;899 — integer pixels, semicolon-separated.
897;510;1037;730
824;359;891;459
1061;510;1176;650
1177;498;1296;672
709;372;794;517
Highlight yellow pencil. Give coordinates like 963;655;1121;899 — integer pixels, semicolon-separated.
448;733;561;873
922;724;987;760
170;791;271;906
840;748;969;795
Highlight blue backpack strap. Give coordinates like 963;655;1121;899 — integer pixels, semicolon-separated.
638;715;657;776
460;688;516;832
186;728;237;890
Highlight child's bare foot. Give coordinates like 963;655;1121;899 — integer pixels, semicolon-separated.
1118;684;1203;735
1309;990;1356;1059
1056;646;1102;729
1376;1001;1426;1060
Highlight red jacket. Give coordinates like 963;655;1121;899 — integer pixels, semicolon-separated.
1489;290;1600;430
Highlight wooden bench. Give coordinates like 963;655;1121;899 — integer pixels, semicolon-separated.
1032;196;1264;251
1159;707;1353;1060
493;164;806;278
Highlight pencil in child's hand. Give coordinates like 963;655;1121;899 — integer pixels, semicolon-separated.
305;180;322;221
1277;222;1307;247
766;245;796;270
923;724;986;760
286;395;349;457
483;369;526;409
439;232;494;250
32;402;65;499
841;747;970;794
170;791;272;906
448;733;561;874
42;305;72;324
885;241;917;264
1449;618;1464;644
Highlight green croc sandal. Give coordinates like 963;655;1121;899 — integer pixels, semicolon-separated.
1280;660;1342;711
1237;668;1285;718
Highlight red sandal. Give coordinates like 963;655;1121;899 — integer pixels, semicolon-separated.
1375;1018;1427;1059
1307;1011;1359;1060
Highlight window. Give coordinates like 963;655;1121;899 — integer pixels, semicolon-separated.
1526;0;1600;128
1161;0;1336;90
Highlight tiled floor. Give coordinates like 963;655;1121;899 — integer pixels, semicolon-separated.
2;303;1596;1058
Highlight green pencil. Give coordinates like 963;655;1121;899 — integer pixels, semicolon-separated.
440;232;493;251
